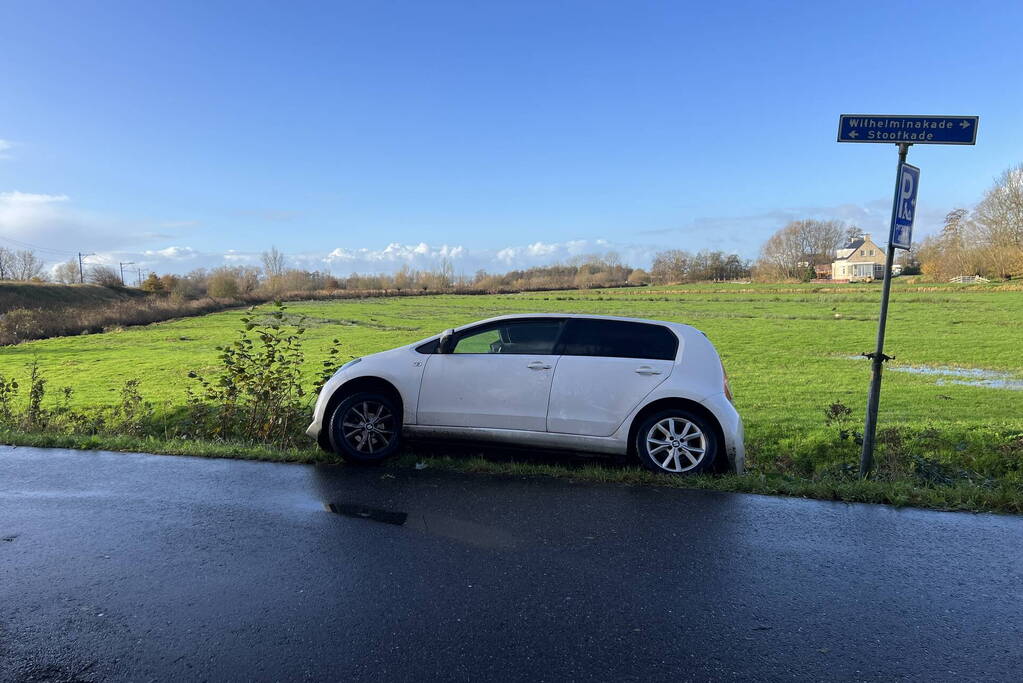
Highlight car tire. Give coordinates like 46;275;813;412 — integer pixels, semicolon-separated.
634;409;718;475
328;392;403;464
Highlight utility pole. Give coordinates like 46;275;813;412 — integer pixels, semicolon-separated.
119;261;135;287
78;252;95;284
137;267;143;287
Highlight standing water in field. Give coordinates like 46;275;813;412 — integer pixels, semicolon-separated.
844;357;1023;390
891;365;1023;391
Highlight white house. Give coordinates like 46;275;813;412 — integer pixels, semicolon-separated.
832;235;886;281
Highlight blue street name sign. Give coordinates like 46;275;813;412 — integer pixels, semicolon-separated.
891;162;920;250
838;115;978;145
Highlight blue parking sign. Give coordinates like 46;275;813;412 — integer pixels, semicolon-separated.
891;162;919;250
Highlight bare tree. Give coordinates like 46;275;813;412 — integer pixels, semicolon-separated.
260;246;286;280
972;165;1023;278
53;258;80;284
0;246;14;280
10;249;46;281
757;219;846;280
650;250;692;284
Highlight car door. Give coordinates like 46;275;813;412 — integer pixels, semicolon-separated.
417;318;565;431
547;319;677;437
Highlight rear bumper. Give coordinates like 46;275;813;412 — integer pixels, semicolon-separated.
700;392;745;474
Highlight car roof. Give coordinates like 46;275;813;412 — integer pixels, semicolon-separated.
455;313;698;336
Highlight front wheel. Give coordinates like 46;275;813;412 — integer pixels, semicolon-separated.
328;392;402;464
634;409;718;475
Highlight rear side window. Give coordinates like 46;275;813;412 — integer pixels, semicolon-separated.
557;319;678;361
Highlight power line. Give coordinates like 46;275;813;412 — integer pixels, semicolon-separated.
0;233;78;257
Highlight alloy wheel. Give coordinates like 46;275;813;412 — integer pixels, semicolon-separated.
645;417;707;473
341;400;395;454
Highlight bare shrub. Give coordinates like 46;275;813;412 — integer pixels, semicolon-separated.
88;265;122;287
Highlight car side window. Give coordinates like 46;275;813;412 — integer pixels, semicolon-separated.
558;319;678;361
416;339;439;354
452;321;562;355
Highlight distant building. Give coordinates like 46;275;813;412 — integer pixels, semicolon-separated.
814;263;832;279
832;234;886;282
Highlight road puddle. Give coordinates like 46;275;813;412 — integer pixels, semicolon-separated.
324;502;408;525
323;500;519;549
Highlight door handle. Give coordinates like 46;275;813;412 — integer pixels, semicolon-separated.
527;361;553;370
635;366;662;375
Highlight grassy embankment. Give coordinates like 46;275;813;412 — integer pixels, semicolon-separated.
1;281;1021;512
0;281;147;309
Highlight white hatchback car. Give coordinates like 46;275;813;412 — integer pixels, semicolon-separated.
307;314;744;475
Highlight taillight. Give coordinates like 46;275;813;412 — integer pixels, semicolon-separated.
721;361;734;402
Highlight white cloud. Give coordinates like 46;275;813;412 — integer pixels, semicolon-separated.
142;246;200;260
0;191;78;249
1;189;196;259
81;238;665;277
323;242;467;266
0;139;13;159
312;238;660;275
0;190;70;205
223;249;255;263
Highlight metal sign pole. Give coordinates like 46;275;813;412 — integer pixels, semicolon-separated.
859;142;911;477
838;114;976;477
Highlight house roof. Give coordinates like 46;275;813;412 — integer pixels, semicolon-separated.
834;239;866;260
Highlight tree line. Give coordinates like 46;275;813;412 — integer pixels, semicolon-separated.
915;165;1023;280
754;162;1023;282
0;244;752;296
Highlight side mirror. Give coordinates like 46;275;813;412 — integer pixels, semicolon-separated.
438;329;455;354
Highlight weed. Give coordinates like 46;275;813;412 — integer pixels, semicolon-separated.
0;373;18;425
112;379;152;437
22;362;46;430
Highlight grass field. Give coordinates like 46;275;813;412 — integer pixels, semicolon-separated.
2;281;1022;510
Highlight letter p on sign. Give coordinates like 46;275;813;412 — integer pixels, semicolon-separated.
891;162;920;250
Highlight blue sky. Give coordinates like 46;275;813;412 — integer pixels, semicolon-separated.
1;0;1021;276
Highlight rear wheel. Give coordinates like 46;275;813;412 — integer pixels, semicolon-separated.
634;409;718;475
328;392;402;464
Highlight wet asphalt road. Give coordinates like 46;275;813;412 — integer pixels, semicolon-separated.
1;446;1021;682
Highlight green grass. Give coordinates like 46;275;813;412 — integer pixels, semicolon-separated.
2;280;1022;511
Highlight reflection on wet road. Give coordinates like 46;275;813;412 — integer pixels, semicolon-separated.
2;446;1022;681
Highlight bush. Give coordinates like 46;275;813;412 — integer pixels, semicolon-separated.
0;308;45;345
185;302;311;446
207;272;240;298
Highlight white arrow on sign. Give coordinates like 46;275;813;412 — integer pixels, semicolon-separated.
848;130;859;138
959;120;971;128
